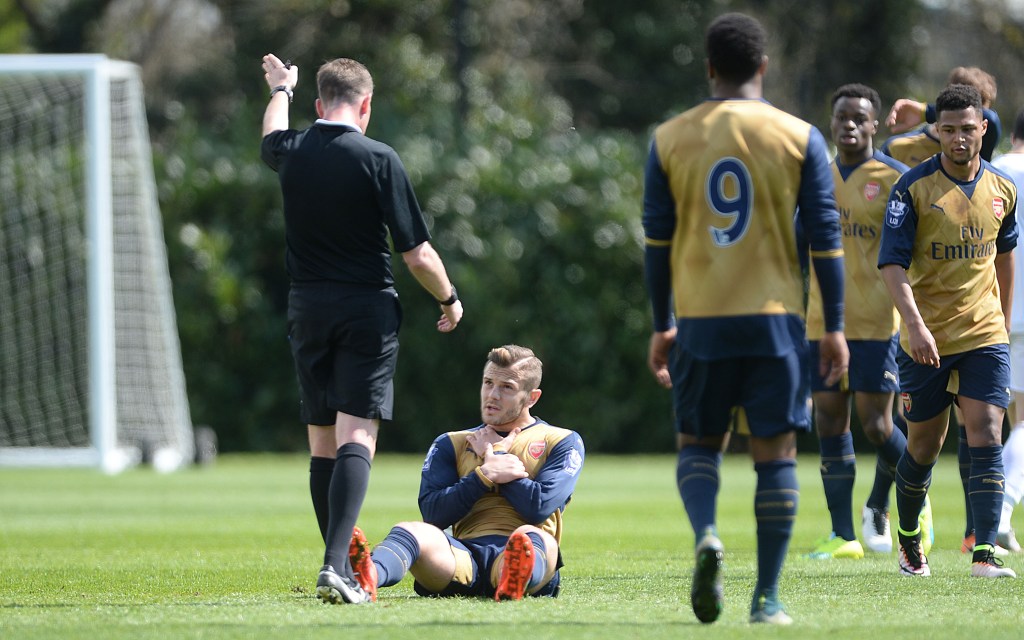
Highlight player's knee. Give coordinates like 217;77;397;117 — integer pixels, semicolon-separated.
391;521;442;550
860;415;891;445
814;418;849;439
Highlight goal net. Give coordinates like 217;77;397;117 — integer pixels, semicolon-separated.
0;54;194;472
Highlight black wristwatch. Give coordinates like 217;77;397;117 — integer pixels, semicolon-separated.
270;85;293;103
438;285;458;306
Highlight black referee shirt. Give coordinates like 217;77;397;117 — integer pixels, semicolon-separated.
262;121;431;286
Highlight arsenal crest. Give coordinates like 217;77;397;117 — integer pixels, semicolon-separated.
901;392;912;414
864;181;880;202
528;441;547;459
993;197;1005;219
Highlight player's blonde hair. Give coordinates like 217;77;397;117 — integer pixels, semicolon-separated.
486;345;543;392
946;66;996;108
316;58;373;109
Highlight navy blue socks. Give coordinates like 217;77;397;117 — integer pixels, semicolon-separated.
819;433;856;540
968;445;1005;549
865;424;907;511
676;446;722;537
959;424;975;537
753;459;798;599
372;525;422;587
895;451;933;534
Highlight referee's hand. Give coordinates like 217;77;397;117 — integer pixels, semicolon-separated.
262;53;297;91
437;300;463;332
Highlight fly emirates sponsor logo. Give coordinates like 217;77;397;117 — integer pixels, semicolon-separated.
930;225;996;260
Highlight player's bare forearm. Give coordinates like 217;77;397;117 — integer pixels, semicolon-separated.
880;264;940;367
885;98;926;134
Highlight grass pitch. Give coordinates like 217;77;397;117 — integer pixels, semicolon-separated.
2;452;1024;639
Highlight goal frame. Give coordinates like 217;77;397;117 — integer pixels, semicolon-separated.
0;54;191;472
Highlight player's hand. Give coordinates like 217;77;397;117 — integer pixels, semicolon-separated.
818;331;850;387
467;426;521;458
647;328;676;389
262;53;298;91
885;98;926;133
906;323;941;368
437;299;463;332
479;443;529;484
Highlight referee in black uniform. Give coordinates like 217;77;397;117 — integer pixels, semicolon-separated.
261;53;463;604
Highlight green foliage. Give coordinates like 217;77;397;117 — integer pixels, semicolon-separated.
0;1;29;52
382;56;669;452
1;1;962;453
145;0;677;453
745;0;926;130
543;0;711;129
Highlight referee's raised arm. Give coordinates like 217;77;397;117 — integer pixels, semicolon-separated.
261;53;296;136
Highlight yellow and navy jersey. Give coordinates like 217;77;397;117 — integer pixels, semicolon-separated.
643;98;843;357
881;126;940;168
807;151;906;341
418;419;584;543
879;155;1018;354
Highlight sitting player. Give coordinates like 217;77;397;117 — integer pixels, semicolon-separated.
343;345;585;601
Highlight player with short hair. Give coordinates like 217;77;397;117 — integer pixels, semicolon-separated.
991;107;1024;553
805;84;910;560
884;66;1002;165
879;83;1018;578
643;12;847;625
346;345;584;602
884;66;1003;555
260;54;464;604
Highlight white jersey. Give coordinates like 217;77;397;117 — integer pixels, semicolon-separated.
991;151;1024;333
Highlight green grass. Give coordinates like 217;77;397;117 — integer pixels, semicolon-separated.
3;453;1024;639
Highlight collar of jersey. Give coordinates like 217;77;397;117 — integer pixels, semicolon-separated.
314;118;361;132
489;417;544;437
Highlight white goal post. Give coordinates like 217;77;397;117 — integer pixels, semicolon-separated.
0;54;194;472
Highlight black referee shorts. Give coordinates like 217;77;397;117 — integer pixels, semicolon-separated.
287;284;402;425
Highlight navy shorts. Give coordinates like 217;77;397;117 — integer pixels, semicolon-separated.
287;284;401;425
809;335;899;393
668;344;812;438
412;534;561;598
898;344;1011;422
